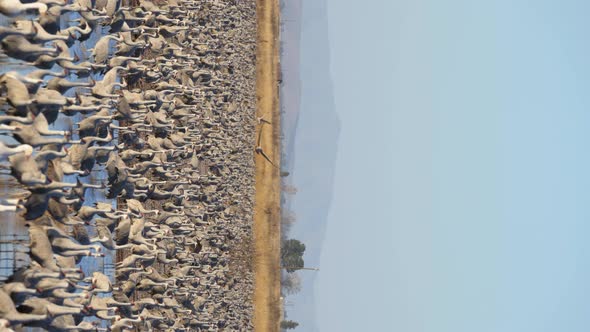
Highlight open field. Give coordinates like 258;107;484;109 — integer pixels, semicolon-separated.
253;0;282;331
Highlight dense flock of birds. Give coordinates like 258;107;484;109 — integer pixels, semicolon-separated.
0;0;261;330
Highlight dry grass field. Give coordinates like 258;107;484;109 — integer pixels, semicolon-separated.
253;0;282;331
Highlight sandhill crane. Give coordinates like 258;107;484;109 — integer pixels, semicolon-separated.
19;297;84;316
0;73;35;108
49;319;107;332
75;202;114;221
1;35;57;63
1;282;36;303
0;0;47;16
85;272;113;293
23;189;77;220
46;227;102;254
0;141;33;161
126;198;159;215
27;224;79;273
12;20;68;43
0;289;47;325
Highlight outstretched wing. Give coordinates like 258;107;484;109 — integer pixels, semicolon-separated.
258;149;277;168
257;125;264;146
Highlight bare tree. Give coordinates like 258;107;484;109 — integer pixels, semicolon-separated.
282;184;297;195
280;210;296;236
282;210;296;225
281;272;302;295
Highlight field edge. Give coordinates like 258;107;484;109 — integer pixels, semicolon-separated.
253;0;282;331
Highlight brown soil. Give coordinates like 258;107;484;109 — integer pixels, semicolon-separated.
253;0;282;331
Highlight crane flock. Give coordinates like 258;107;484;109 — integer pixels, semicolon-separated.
0;0;261;330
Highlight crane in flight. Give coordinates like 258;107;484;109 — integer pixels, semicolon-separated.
255;122;277;168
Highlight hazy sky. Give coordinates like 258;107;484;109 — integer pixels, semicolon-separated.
289;0;590;331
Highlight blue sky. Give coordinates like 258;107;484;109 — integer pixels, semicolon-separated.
288;0;590;331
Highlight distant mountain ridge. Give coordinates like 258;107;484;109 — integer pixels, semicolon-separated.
280;0;341;329
279;0;302;170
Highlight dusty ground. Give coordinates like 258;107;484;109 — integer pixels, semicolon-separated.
253;0;282;331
